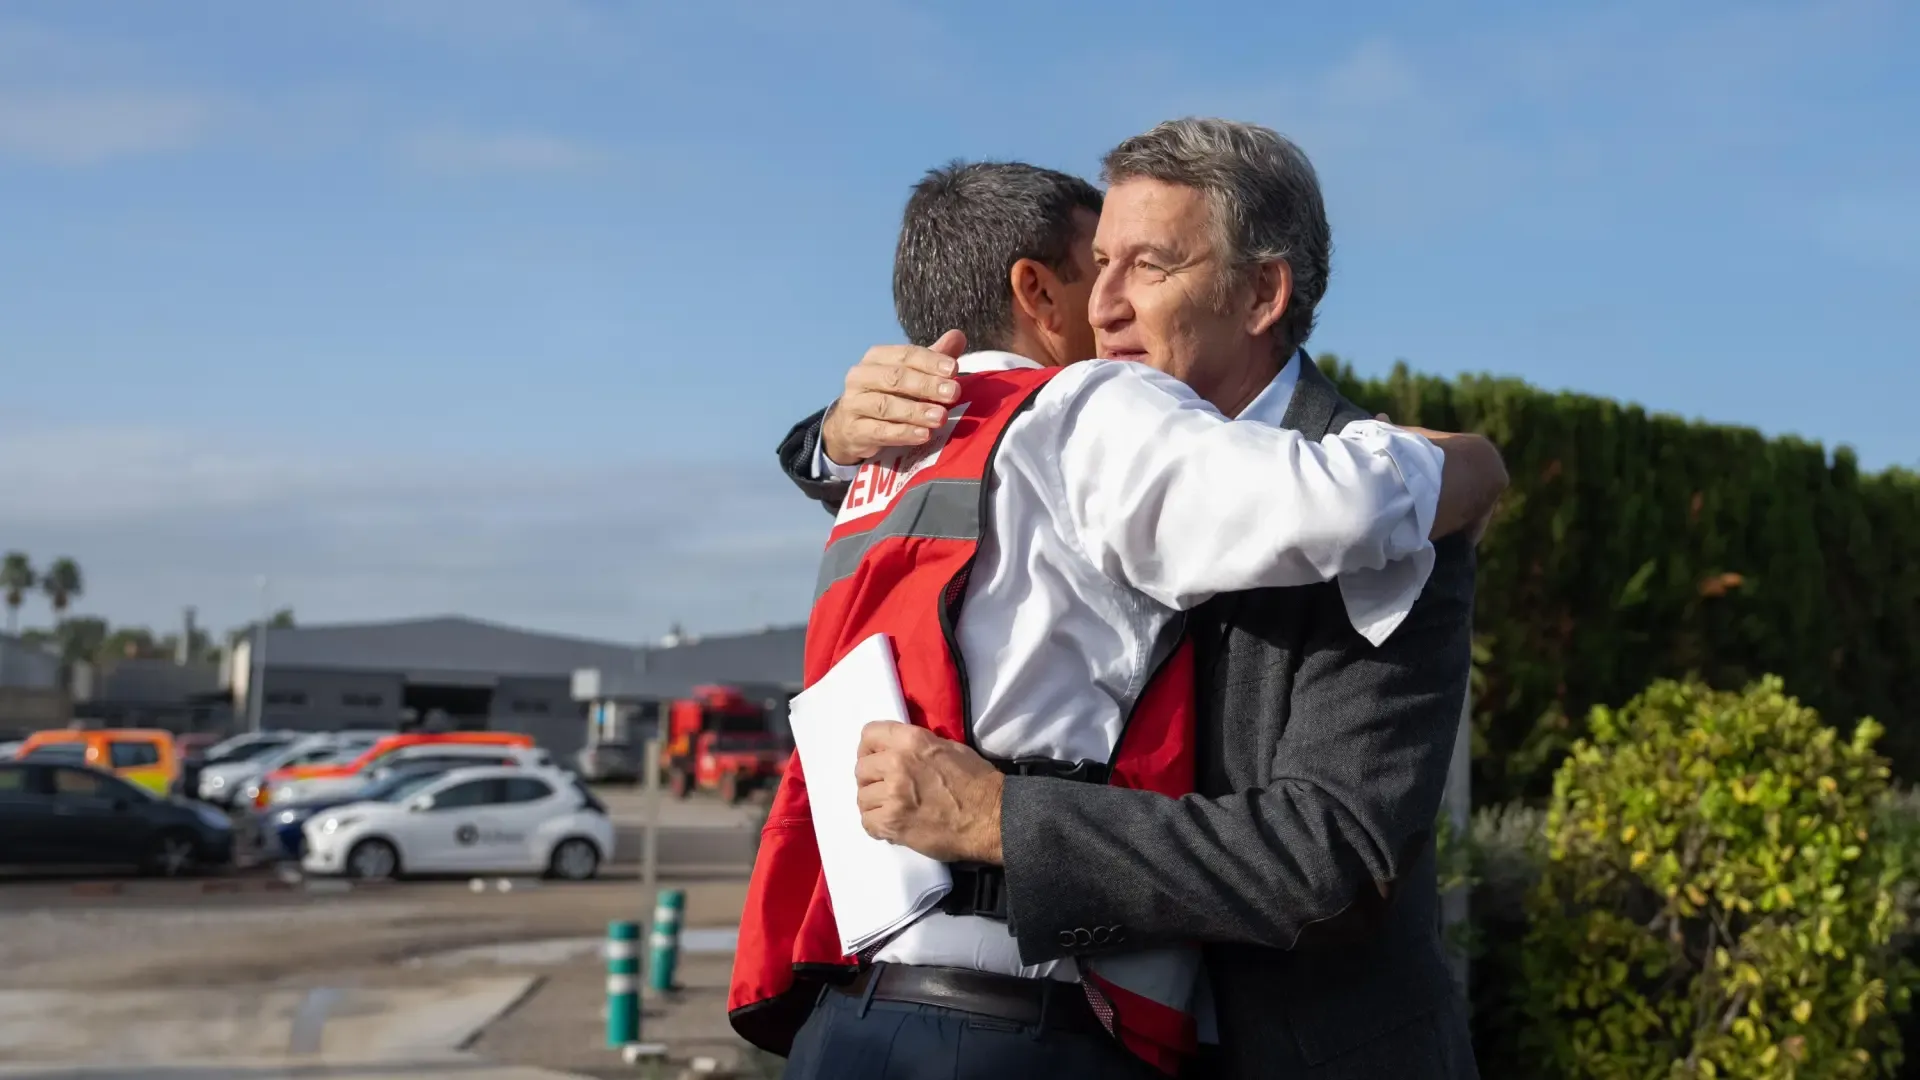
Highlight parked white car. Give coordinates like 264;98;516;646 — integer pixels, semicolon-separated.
271;743;552;806
301;765;611;882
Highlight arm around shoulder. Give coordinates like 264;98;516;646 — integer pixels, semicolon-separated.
1051;362;1444;609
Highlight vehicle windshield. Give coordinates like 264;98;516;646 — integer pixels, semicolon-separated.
260;743;338;770
21;743;88;764
711;732;772;752
704;708;765;735
367;771;444;803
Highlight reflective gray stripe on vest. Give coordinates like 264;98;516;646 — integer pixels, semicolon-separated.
814;478;982;602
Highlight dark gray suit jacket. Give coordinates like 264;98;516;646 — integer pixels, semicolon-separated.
775;358;1478;1078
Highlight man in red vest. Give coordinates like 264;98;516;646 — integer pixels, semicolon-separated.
746;138;1505;1077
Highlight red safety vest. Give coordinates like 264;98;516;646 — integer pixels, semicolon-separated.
728;365;1203;1074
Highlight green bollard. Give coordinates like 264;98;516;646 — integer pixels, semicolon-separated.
606;920;640;1046
647;889;685;993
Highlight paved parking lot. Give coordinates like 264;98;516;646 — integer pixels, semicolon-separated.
0;790;766;1078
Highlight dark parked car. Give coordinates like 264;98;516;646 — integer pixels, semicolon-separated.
0;761;234;876
574;741;639;784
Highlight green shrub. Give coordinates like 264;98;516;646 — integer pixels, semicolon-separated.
1521;676;1916;1078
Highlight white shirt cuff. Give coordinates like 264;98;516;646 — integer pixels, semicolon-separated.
810;425;862;482
1332;420;1444;646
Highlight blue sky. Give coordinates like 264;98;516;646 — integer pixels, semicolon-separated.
3;0;1915;643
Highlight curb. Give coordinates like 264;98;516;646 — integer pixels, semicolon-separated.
55;873;403;899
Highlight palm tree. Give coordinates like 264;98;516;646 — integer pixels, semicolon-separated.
39;558;83;618
1;552;34;636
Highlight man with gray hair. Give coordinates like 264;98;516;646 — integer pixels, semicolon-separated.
774;119;1485;1078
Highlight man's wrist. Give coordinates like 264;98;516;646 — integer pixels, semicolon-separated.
819;400;859;469
811;402;864;481
967;770;1006;865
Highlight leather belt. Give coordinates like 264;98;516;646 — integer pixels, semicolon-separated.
832;964;1106;1036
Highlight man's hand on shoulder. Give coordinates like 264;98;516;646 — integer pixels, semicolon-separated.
821;329;969;466
854;720;1004;864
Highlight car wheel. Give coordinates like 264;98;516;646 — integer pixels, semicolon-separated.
144;830;197;878
719;771;740;805
548;837;600;881
345;838;400;881
669;768;692;799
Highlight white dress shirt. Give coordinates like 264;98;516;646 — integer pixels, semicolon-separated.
811;350;1443;980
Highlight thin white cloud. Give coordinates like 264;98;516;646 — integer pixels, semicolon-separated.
399;130;610;174
1;424;830;642
0;91;213;166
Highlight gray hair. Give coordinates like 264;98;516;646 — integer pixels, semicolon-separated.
1102;118;1332;356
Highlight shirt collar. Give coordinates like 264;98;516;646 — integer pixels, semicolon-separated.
1234;349;1303;424
957;350;1043;374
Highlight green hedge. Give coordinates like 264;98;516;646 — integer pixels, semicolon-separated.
1317;356;1920;803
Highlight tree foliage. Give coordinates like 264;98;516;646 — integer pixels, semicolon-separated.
1520;677;1916;1078
0;552;34;610
37;557;83;616
1317;356;1920;798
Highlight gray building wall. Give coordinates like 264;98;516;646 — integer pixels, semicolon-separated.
248;668;588;758
489;675;588;762
257;668;406;732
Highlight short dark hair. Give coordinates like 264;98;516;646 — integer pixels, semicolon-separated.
892;161;1103;352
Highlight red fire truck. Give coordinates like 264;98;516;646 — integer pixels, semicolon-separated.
659;684;788;803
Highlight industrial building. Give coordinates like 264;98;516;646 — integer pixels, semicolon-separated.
0;633;67;737
571;625;805;749
228;616;803;761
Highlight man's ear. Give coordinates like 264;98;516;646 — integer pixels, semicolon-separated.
1245;260;1292;338
1009;257;1053;329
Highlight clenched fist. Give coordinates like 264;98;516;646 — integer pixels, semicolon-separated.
854;720;1004;864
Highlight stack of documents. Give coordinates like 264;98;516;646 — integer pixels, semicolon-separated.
787;633;953;955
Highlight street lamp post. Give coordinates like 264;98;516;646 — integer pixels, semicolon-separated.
247;576;270;734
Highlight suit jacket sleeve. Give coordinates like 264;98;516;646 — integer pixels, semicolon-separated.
1000;534;1475;959
777;407;850;516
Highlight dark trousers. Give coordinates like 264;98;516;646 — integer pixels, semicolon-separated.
780;981;1164;1080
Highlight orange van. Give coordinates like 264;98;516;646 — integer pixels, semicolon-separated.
16;728;181;794
253;731;535;807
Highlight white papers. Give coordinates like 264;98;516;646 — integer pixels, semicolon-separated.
787;632;952;955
